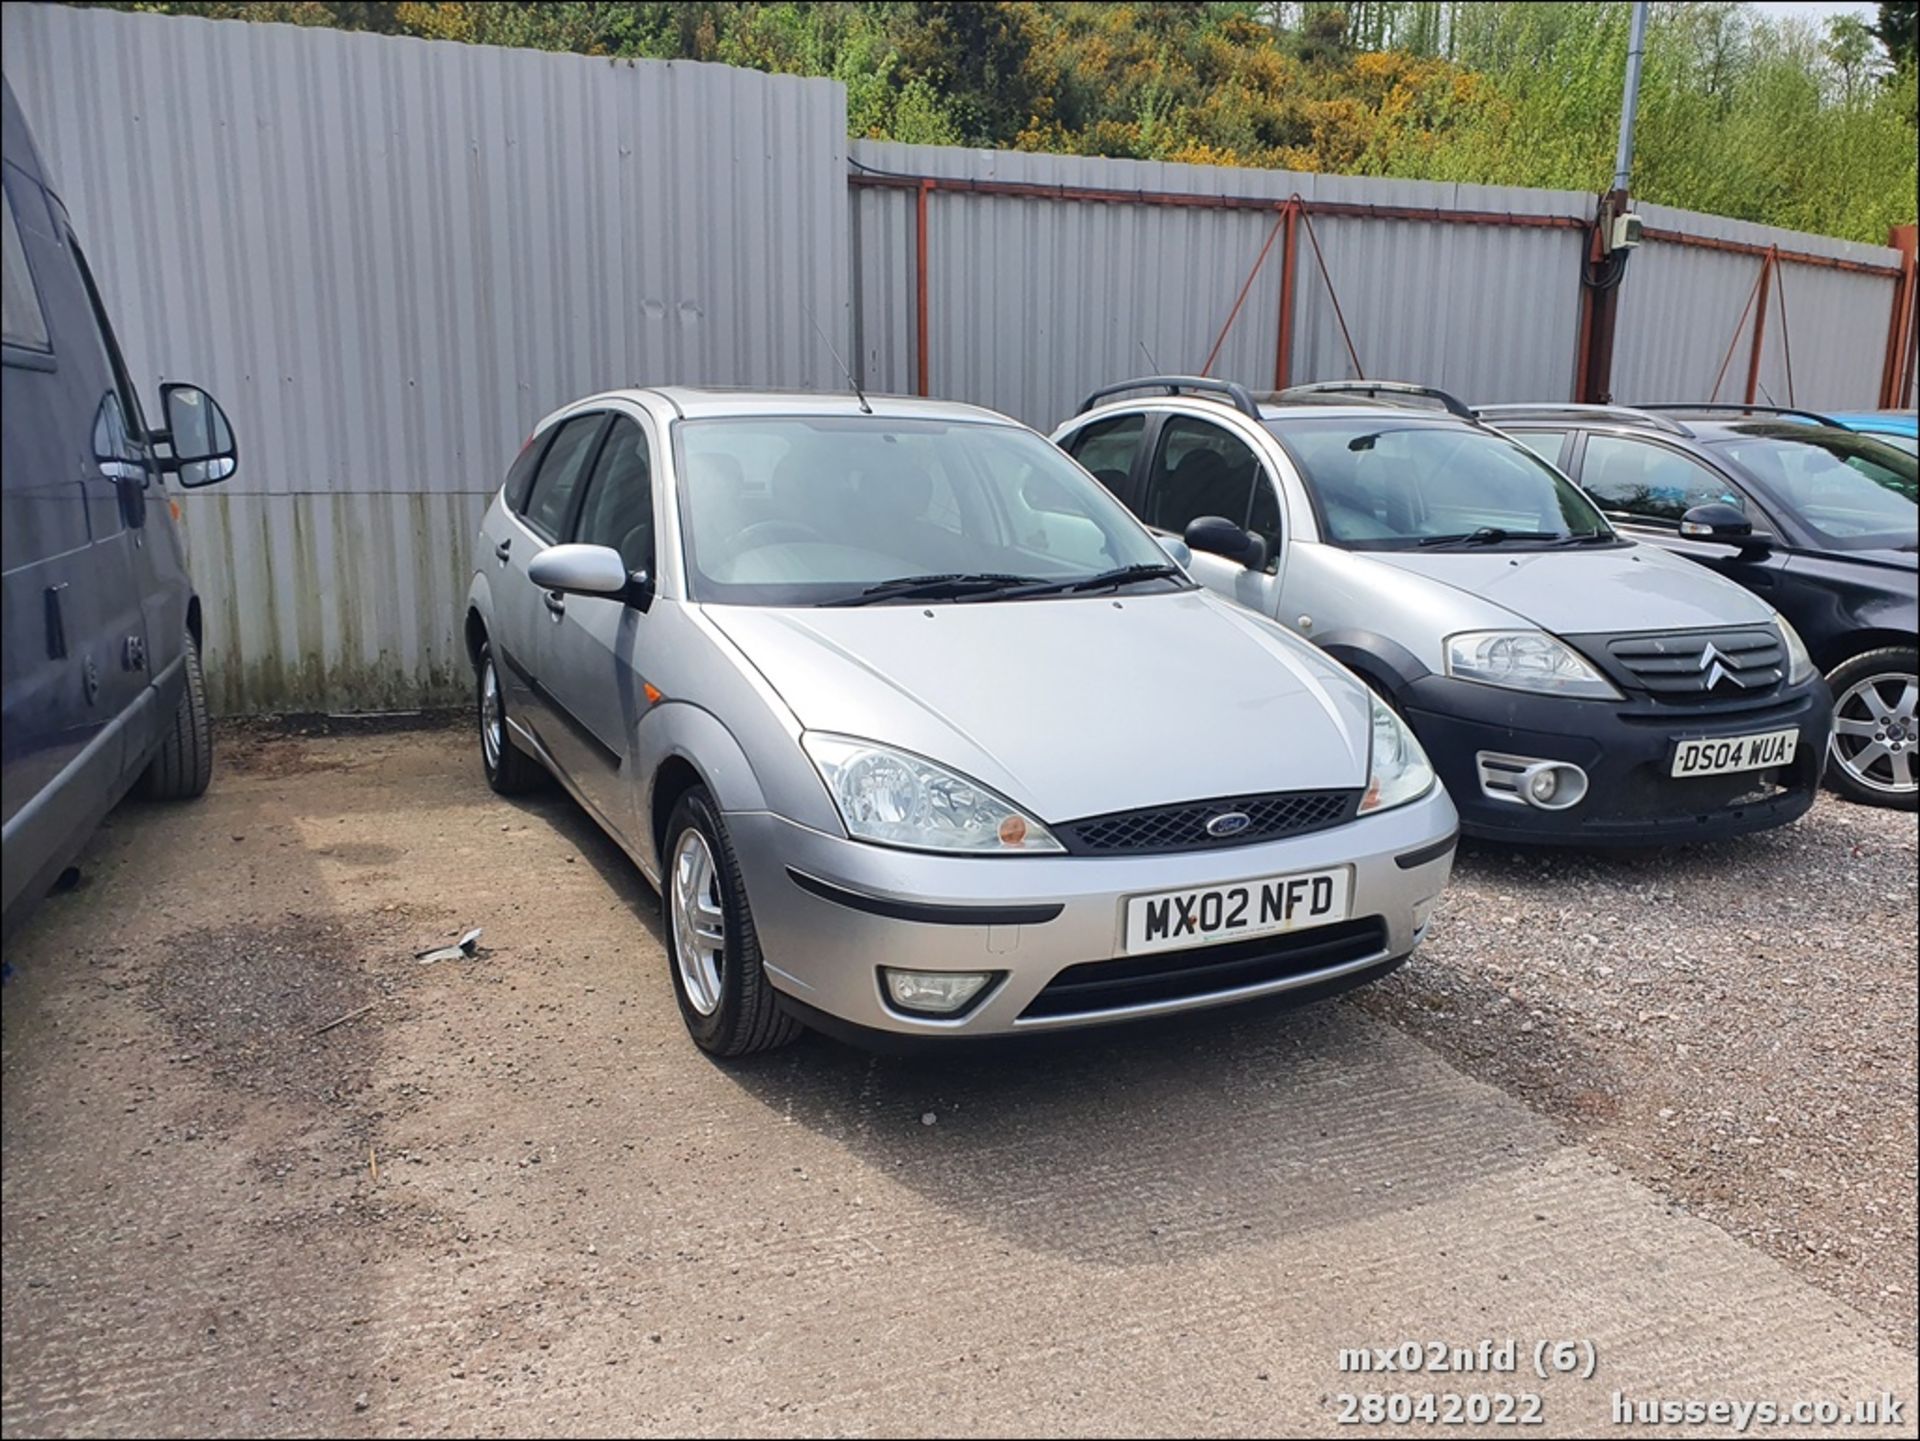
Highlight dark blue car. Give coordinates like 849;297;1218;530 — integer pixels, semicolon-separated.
1479;402;1918;810
2;77;241;933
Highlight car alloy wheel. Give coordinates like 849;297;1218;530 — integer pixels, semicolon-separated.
1830;670;1919;798
671;827;727;1015
480;659;503;772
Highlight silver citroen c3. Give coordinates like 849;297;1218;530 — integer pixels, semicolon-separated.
464;387;1458;1055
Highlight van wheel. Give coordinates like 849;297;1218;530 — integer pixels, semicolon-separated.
1825;646;1918;810
140;633;213;800
477;640;542;795
662;786;802;1057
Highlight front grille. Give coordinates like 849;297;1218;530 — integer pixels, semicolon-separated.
1055;789;1361;856
1605;628;1785;701
1019;918;1389;1020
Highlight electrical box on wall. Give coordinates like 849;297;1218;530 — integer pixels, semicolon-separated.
1609;211;1644;251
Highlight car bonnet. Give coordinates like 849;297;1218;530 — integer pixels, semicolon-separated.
701;589;1372;823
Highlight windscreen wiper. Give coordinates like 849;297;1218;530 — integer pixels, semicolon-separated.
997;562;1188;598
1416;527;1564;548
821;573;1041;607
1549;531;1618;546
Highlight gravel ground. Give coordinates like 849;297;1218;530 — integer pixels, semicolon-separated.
2;729;1914;1436
1356;795;1920;1345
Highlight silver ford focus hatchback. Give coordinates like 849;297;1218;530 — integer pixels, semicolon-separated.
464;388;1458;1055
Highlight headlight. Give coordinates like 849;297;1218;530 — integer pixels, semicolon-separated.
801;734;1064;854
1360;694;1437;814
1445;630;1621;700
1773;613;1816;684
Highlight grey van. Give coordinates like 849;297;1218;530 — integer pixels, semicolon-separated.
1;78;239;934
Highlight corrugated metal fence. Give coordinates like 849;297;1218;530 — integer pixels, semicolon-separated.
3;2;848;713
4;4;1913;714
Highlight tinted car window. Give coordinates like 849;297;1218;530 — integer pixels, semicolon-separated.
1142;415;1259;534
1581;434;1746;525
1714;428;1917;548
1273;419;1610;547
1;183;49;352
1066;413;1145;497
522;414;604;540
574;417;655;575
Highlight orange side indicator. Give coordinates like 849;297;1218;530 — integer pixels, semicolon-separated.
643;682;663;705
169;498;183;521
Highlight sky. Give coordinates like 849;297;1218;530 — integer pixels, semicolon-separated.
1744;1;1876;25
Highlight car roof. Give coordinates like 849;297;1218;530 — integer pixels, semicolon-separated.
597;386;1016;425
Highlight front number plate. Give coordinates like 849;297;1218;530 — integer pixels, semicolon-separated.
1122;867;1352;956
1670;727;1799;779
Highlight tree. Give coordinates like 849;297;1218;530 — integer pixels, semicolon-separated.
1874;1;1917;70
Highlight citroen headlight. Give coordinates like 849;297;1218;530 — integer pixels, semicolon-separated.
1445;630;1621;700
801;734;1063;854
1360;695;1437;815
1773;612;1816;684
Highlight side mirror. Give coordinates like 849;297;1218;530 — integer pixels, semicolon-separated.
1679;503;1761;550
1021;471;1082;516
1156;535;1192;569
1184;514;1267;570
528;543;646;604
159;383;238;487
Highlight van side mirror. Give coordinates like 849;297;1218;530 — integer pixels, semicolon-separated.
159;383;238;487
1184;514;1267;570
1679;502;1760;549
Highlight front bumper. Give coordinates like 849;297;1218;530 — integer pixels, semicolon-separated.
724;785;1458;1040
1399;674;1831;845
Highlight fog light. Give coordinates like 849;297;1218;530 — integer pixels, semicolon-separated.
1528;769;1560;803
881;968;995;1016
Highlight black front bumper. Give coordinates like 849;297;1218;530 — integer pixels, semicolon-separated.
1400;674;1831;846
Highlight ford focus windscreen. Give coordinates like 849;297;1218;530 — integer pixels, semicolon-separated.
1272;419;1615;549
673;417;1187;605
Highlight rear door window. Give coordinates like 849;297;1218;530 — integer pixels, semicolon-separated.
502;431;551;511
1140;415;1260;535
521;414;606;540
1580;434;1747;526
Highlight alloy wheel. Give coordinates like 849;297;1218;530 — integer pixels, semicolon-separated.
1830;671;1919;798
671;828;727;1015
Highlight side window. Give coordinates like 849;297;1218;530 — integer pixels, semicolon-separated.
521;414;605;540
1;181;50;353
1142;414;1260;536
1509;429;1570;467
1066;414;1146;500
573;416;654;576
1246;477;1283;568
1581;434;1746;525
502;430;550;511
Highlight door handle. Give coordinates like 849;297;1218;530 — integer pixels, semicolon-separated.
494;538;512;562
544;590;566;619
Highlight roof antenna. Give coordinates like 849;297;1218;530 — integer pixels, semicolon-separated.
1138;338;1162;372
805;303;871;414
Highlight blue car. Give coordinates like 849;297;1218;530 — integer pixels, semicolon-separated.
1820;410;1917;457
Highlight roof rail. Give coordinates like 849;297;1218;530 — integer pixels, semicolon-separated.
1077;375;1261;420
1273;380;1474;420
1473;402;1690;437
1636;402;1843;427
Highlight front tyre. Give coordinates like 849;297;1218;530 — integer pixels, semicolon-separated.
663;787;801;1057
1825;646;1918;810
477;640;543;795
